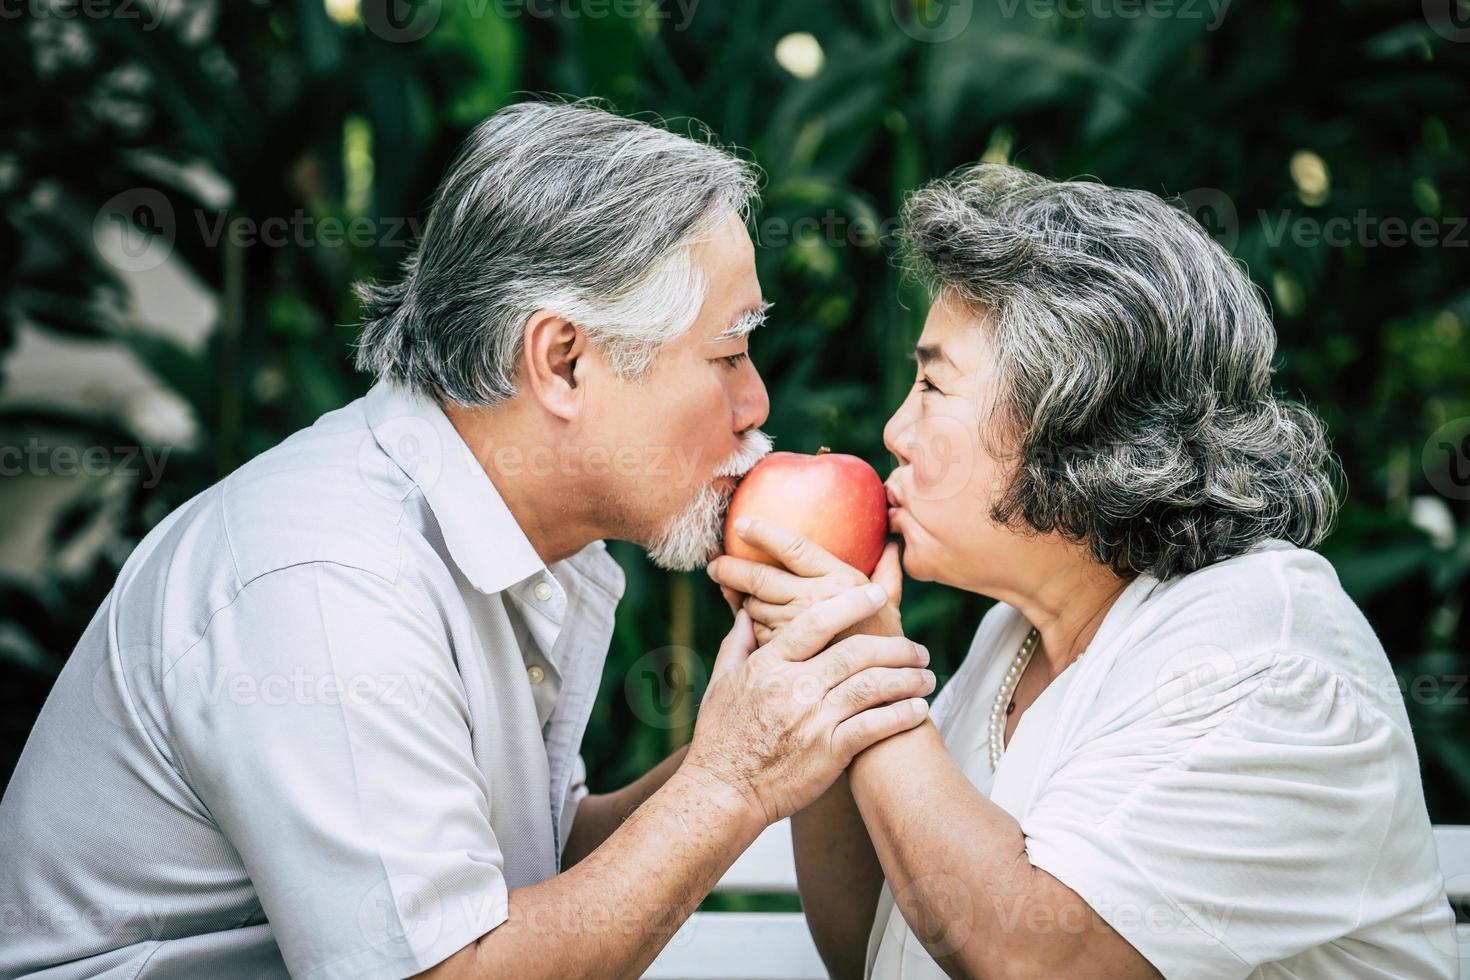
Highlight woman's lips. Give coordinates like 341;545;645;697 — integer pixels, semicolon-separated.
884;482;904;529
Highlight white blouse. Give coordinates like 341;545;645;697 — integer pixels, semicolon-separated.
865;540;1458;979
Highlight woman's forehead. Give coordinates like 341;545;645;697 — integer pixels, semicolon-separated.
919;299;991;371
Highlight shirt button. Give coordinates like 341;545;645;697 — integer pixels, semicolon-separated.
526;665;546;685
533;582;554;602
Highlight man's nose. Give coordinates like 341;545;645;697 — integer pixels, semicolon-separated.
736;365;771;433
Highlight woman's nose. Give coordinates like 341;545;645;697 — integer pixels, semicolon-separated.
883;395;914;465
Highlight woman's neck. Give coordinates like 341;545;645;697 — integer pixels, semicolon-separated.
988;542;1133;678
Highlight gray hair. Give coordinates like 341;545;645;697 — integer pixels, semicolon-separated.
352;99;759;405
900;164;1340;581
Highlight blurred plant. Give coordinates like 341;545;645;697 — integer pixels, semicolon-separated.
2;0;1467;828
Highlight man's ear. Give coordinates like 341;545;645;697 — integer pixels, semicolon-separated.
521;310;588;422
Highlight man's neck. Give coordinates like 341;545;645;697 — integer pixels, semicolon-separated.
441;402;604;567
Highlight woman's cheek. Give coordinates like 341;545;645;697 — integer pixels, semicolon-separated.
907;411;980;504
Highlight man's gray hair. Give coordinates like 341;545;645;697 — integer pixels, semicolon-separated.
901;163;1340;581
353;99;759;405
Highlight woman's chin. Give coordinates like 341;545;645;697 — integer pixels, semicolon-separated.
889;516;928;580
897;544;931;580
890;510;950;586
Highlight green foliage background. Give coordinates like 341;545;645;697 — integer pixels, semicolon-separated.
3;0;1468;836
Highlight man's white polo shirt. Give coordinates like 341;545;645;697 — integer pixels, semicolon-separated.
0;379;626;979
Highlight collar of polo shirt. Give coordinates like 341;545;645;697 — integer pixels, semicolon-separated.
363;378;615;600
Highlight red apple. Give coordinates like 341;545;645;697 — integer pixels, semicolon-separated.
724;448;888;576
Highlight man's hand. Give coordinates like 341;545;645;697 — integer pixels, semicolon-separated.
682;585;933;825
708;517;904;645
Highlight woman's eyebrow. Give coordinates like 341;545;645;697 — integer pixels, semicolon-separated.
910;344;956;370
713;300;773;342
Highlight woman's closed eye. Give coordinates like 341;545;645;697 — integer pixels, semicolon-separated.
916;376;940;393
721;352;751;369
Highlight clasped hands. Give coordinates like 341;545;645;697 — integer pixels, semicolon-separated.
707;516;909;649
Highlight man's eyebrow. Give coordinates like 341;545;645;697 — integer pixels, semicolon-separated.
909;344;956;370
713;301;773;342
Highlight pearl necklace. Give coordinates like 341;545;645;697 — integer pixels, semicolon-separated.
987;627;1040;771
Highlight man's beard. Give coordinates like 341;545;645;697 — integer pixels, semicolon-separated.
645;429;774;571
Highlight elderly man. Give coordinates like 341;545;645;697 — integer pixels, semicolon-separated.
0;101;933;979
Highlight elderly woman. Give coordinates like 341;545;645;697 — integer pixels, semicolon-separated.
709;165;1457;979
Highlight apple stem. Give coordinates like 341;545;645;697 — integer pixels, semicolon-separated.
817;446;831;455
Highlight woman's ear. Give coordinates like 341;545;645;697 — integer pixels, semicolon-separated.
520;310;587;422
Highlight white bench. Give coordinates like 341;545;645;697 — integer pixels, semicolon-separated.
647;822;1470;979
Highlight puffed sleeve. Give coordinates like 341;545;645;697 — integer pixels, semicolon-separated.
1021;654;1400;979
166;562;509;980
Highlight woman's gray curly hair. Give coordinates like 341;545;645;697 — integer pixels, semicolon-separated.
900;164;1340;581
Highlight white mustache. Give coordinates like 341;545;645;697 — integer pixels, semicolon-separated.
715;429;773;480
645;429;773;572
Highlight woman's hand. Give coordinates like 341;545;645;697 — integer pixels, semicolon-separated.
707;517;905;646
683;593;934;826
